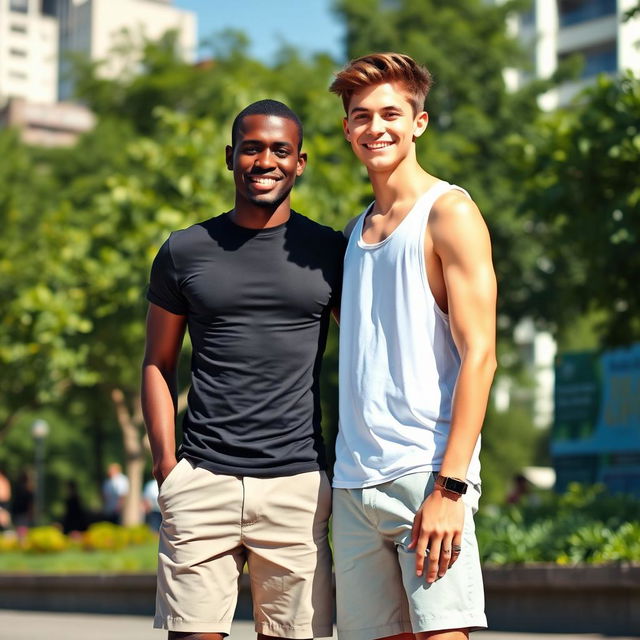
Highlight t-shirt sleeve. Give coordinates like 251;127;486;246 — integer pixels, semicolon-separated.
146;236;188;315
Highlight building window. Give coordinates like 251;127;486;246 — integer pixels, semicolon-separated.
559;0;617;28
9;0;29;13
9;48;28;58
9;70;28;81
10;23;28;34
41;0;57;16
560;40;618;78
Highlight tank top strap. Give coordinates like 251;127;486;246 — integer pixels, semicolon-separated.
416;180;470;219
408;181;471;237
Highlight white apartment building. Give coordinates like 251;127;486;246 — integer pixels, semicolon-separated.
0;0;58;104
508;0;640;108
55;0;197;100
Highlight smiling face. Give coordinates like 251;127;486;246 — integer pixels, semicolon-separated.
343;81;428;175
226;114;306;211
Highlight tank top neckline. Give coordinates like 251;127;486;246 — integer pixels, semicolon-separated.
357;180;447;250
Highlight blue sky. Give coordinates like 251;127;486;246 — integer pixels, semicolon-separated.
174;0;345;63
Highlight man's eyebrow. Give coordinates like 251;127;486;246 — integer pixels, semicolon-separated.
239;139;294;147
349;105;403;115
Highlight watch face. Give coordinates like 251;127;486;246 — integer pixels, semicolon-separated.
438;475;468;495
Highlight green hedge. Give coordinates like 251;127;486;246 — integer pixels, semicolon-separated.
477;483;640;565
0;522;155;554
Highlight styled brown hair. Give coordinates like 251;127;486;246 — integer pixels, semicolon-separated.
329;52;433;115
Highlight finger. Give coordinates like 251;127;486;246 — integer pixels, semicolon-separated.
415;530;430;577
438;533;454;578
450;538;462;568
426;537;441;583
407;510;423;550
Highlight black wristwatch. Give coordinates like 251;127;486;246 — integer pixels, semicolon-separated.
435;474;468;496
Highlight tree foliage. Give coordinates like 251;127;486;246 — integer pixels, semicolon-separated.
512;73;640;347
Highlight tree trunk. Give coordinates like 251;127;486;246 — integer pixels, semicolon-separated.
111;387;145;526
110;385;190;526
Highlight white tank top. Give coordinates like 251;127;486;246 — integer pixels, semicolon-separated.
333;181;482;488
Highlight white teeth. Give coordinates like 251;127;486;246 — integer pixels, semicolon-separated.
252;178;277;184
365;142;393;150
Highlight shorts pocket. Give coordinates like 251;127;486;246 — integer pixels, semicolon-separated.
157;458;186;501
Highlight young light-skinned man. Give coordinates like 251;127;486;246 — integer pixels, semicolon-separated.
142;100;345;640
329;53;497;640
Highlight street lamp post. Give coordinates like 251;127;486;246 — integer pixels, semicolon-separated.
31;419;50;526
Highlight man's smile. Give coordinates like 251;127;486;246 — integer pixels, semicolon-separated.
247;175;282;189
363;141;394;151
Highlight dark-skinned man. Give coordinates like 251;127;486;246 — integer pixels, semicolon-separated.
142;100;345;640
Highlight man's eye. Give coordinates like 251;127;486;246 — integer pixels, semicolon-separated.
274;149;290;158
243;147;259;154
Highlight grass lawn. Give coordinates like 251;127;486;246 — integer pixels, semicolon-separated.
0;539;159;573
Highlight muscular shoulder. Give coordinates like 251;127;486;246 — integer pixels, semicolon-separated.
168;215;223;251
428;189;490;256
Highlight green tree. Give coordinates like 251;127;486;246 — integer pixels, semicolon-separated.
513;73;640;347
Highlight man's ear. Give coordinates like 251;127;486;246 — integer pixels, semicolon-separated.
297;152;308;177
413;111;429;139
342;117;351;142
225;145;233;170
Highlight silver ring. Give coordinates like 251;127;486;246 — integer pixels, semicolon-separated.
452;544;462;553
425;548;431;555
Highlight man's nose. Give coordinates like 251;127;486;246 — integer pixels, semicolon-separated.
254;150;276;168
368;114;385;134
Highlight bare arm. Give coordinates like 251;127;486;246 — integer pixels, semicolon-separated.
141;303;187;486
410;191;497;582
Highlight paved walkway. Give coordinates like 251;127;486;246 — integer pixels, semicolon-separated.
0;611;637;640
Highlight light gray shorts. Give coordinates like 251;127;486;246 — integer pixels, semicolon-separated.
332;472;487;640
154;459;333;637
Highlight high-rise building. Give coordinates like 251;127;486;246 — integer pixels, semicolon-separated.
54;0;197;100
506;0;640;108
0;0;59;104
1;0;196;146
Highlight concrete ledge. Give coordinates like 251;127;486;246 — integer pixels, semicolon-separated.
484;565;640;635
0;573;159;616
0;566;638;635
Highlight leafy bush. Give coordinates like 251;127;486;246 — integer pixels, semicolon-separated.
23;526;68;553
477;483;640;565
82;522;155;551
0;522;156;555
0;533;20;552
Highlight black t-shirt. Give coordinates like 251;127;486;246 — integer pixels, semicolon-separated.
147;211;346;477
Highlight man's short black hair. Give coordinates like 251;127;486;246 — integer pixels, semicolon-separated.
231;99;303;151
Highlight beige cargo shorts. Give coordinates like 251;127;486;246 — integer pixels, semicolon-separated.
154;458;334;637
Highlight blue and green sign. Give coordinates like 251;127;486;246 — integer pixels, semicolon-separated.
552;344;640;494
